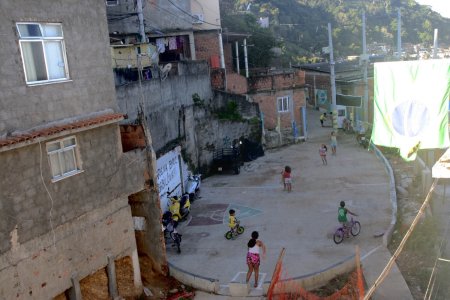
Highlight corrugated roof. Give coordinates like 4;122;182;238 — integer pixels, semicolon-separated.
0;113;124;148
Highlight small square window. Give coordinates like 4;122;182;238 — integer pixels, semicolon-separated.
277;96;290;112
106;0;119;6
47;136;82;181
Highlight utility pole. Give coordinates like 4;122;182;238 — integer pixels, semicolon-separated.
362;11;369;126
235;41;240;74
244;38;249;78
137;0;146;43
433;29;438;59
327;23;337;130
397;8;401;59
218;31;225;68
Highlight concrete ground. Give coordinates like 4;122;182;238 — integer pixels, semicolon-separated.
167;108;412;299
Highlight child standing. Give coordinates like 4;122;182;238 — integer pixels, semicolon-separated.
319;144;327;165
281;166;292;192
330;131;337;155
320;113;327;127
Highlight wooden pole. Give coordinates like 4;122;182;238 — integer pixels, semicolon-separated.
267;247;286;299
355;246;364;299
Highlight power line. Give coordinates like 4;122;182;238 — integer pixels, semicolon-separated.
167;0;220;27
364;179;439;300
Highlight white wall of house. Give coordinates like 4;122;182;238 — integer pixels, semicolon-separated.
156;147;189;212
191;0;221;31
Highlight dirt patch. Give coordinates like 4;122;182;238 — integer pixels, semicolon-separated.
139;255;194;300
79;267;110;300
116;256;141;298
382;149;446;299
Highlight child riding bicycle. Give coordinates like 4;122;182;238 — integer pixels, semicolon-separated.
338;201;358;237
228;209;239;234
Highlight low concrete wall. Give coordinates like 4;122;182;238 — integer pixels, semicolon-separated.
413;156;432;195
263;254;356;295
370;143;397;246
168;262;219;293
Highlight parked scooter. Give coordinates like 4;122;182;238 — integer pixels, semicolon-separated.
185;174;201;202
168;193;191;222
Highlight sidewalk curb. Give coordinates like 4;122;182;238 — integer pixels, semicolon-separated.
168;262;220;293
370;143;397;246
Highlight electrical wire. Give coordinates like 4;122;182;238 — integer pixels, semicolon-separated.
167;0;221;27
364;179;439;300
424;195;450;299
149;2;196;25
39;140;57;250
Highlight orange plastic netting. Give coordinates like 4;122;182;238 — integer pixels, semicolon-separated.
267;248;365;300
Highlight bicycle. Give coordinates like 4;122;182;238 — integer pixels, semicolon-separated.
342;118;354;133
333;218;361;244
225;220;245;240
162;212;182;253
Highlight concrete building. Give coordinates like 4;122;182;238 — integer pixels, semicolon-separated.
0;1;158;298
297;61;375;131
209;36;307;148
107;0;260;210
107;0;196;61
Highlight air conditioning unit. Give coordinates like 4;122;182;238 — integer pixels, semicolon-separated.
106;0;119;6
192;13;204;24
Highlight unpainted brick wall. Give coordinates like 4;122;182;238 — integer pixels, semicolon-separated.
252;89;305;130
226;73;248;94
304;71;330;107
194;31;221;64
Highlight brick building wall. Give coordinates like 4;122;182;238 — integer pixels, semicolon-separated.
224;42;234;72
194;31;220;65
304;71;331;107
226;73;248;94
211;69;225;89
249;70;306;92
252;89;305;130
248;70;306;132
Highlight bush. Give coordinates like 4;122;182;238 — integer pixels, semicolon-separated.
217;101;242;121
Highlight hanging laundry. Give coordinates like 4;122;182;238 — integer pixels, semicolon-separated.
156;38;166;53
168;37;177;50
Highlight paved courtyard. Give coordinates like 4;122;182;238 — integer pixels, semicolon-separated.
167;108;395;295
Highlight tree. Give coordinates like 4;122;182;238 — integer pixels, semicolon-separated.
221;13;278;69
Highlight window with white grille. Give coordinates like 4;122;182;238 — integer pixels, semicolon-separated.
47;136;82;181
16;23;69;84
277;96;290;112
106;0;119;6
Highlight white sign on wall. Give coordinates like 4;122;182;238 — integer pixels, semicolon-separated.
156;147;188;212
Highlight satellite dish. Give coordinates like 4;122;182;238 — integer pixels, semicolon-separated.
159;63;172;80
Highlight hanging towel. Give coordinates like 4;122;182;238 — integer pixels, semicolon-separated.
156;38;166;53
168;37;177;50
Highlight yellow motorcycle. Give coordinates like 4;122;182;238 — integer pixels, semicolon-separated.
168;194;190;222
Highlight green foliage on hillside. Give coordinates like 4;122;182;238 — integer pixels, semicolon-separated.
221;0;450;66
222;13;279;70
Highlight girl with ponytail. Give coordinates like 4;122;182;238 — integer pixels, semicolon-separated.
246;231;266;288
